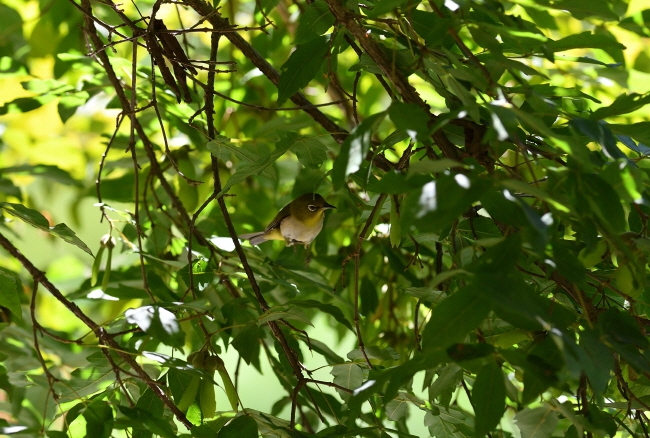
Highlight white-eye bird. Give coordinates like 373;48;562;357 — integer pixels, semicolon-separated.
239;193;336;246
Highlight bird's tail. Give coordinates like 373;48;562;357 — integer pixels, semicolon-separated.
238;232;266;246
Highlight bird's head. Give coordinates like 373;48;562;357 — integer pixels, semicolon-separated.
290;193;336;224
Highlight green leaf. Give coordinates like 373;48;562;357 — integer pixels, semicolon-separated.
608;122;650;145
207;137;276;180
0;177;21;199
0;203;93;256
331;362;364;393
586;404;617;437
0;272;22;323
58;91;89;123
365;0;409;17
570;118;626;160
578;329;613;396
306;338;345;364
347;346;400;362
499;179;570;213
390;197;401;247
385;393;409;422
56;353;120;402
291;136;328;169
133;386;165;438
218;415;258;438
231;322;262;365
96;172;135;203
473;361;505;437
258;0;279;15
428;364;463;406
619;10;650;38
0;164;81;186
50;224;95;257
82;400;113;438
293;0;334;45
0;96;55;115
219;133;294;195
257;305;313;326
388;102;431;142
215;358;239;412
536;0;618;21
590;92;650;119
480;190;549;255
286;299;353;331
199;377;217;418
421;285;490;351
486;273;575;331
410;11;453;46
402;174;491;234
176;375;200;412
118;406;176;438
598;308;649;349
277;36;329;105
425;412;460;438
514;405;559;438
580;174;626;234
446;343;495;362
124;305;185;348
332;112;386;188
349;53;383;75
546;32;625;58
367;170;425;194
360;278;379;317
1;202;49;227
168;366;199;401
402;286;444;303
0;57;28;77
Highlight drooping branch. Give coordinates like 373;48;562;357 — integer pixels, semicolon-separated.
0;231;193;429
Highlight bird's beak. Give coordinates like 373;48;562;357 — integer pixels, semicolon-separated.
322;202;336;210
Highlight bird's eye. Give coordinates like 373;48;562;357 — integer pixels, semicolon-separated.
308;205;318;212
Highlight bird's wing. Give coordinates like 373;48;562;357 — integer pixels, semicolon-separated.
264;203;291;234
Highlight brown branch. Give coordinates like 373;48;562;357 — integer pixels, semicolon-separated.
324;0;461;161
202;27;308;428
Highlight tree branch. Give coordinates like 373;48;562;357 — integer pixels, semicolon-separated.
0;230;193;429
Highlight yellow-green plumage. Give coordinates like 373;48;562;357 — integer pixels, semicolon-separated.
239;193;335;246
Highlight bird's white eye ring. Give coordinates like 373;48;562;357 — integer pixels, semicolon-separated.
308;205;318;212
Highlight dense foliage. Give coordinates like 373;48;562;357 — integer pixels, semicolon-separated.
1;0;650;436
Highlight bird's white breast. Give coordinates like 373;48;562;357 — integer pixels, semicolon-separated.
280;215;324;245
